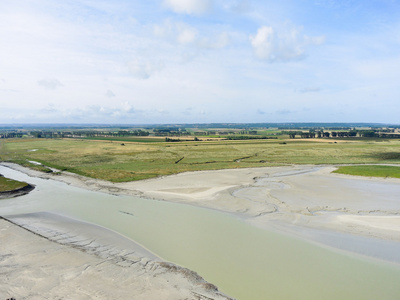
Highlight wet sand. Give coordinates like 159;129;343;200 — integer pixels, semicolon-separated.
1;162;400;299
116;165;400;245
2;162;400;246
0;212;231;300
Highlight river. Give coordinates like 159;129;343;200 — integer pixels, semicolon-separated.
1;165;399;300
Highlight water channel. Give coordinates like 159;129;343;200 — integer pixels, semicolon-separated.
1;165;400;300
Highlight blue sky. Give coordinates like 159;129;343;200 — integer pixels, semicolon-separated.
1;0;399;124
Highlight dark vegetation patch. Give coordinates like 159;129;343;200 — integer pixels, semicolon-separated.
368;152;400;161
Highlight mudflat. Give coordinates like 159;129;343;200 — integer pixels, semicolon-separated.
1;162;400;299
0;213;231;300
118;165;400;243
3;161;400;247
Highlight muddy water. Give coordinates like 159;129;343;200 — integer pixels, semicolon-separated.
1;165;400;300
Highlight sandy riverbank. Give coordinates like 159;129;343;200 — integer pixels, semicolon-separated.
2;162;400;243
122;165;400;242
0;212;231;300
1;162;400;298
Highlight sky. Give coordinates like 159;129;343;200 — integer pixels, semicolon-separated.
1;0;399;124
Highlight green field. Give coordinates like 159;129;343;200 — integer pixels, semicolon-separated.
333;165;400;178
76;136;165;143
0;175;28;192
1;138;400;182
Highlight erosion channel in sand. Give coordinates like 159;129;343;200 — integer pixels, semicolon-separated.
1;163;400;299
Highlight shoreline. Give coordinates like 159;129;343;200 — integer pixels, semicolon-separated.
2;161;400;244
1;162;400;298
0;212;232;300
0;183;35;199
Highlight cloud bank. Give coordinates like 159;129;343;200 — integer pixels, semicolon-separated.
250;25;325;62
1;0;399;124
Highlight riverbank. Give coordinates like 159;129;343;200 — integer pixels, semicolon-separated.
0;183;35;199
0;212;231;300
2;161;400;245
1;162;400;299
0;173;35;199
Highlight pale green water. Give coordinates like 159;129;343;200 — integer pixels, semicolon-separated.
1;165;400;300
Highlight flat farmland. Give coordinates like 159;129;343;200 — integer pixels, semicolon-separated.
1;138;400;182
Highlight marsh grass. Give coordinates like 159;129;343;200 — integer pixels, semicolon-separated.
1;138;399;182
0;175;28;192
333;165;400;179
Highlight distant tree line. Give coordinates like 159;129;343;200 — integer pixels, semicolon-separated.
1;130;150;139
147;122;399;130
283;129;400;139
154;129;188;136
0;132;24;139
226;136;277;140
39;130;150;138
165;137;200;142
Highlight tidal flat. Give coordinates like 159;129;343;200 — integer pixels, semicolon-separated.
1;163;400;299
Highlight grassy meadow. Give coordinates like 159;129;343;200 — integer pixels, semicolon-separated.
1;137;400;182
0;175;28;192
333;165;400;179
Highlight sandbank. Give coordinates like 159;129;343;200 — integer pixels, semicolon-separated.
0;212;231;300
117;165;400;244
2;162;400;245
1;162;400;298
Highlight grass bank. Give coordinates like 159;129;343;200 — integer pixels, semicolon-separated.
0;175;28;192
333;165;400;179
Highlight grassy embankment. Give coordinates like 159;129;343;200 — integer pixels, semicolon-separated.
0;175;28;192
0;137;399;182
333;165;400;179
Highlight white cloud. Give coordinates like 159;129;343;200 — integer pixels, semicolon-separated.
225;0;252;13
0;0;399;124
128;60;164;79
163;0;213;15
121;101;135;113
105;90;115;98
38;78;63;90
154;19;231;52
177;27;197;44
250;26;276;60
249;25;325;62
154;20;197;45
